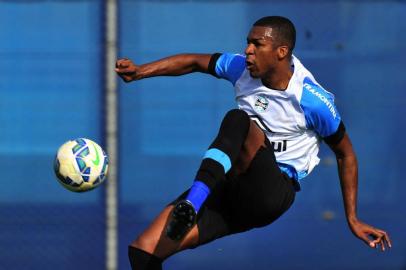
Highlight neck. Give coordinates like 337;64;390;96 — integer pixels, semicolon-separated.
261;61;293;91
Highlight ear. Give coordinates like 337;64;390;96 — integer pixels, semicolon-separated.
277;45;289;59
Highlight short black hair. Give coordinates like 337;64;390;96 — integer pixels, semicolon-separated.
253;16;296;52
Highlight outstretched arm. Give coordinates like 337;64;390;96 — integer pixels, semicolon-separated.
328;133;392;251
115;54;213;82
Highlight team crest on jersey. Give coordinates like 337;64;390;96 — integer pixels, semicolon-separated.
254;95;269;113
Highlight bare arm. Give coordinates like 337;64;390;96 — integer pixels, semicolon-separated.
328;133;392;251
115;54;213;82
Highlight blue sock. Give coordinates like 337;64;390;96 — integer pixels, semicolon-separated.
185;180;210;213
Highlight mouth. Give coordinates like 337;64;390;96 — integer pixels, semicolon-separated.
245;61;254;70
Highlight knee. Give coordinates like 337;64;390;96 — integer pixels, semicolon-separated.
225;108;248;118
221;109;250;136
224;109;250;126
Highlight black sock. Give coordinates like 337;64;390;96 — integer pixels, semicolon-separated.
185;109;250;212
195;109;250;189
128;246;163;270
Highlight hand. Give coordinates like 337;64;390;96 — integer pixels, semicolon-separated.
115;58;139;82
349;219;392;251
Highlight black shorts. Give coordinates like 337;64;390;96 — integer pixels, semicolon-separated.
171;139;297;246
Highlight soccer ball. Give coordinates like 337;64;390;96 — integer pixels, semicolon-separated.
54;138;109;192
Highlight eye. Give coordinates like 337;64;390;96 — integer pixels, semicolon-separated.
254;40;262;47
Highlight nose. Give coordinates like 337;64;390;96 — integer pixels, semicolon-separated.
245;43;254;56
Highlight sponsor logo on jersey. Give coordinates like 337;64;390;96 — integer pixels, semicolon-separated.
303;82;337;119
271;140;287;152
254;95;269;113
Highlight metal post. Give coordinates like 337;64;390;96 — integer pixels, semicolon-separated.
105;0;118;269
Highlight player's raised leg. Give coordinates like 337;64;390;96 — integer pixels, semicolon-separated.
128;110;269;269
166;109;266;241
128;205;199;270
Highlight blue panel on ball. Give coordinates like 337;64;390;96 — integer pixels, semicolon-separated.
61;176;80;187
72;139;87;154
102;150;109;163
75;138;86;146
77;147;89;158
59;176;72;185
82;175;89;182
76;158;86;172
101;158;108;174
72;143;82;154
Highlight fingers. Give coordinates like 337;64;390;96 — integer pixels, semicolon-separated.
117;73;133;83
351;220;391;252
115;58;137;82
378;229;392;249
115;58;134;73
358;234;374;248
115;58;129;68
370;237;384;251
368;229;392;252
358;233;379;249
372;229;392;251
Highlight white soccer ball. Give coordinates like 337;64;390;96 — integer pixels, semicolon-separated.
54;138;109;192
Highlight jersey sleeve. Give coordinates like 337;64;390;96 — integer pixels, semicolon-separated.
300;77;345;144
208;53;246;85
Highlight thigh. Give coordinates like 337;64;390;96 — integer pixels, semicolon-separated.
183;145;296;246
233;119;267;174
229;142;296;229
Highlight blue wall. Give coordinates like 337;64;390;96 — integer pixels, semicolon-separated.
0;0;404;270
0;1;105;270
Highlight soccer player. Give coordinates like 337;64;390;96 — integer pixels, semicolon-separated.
116;16;391;270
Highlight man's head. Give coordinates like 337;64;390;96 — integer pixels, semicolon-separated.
253;16;296;53
245;16;296;79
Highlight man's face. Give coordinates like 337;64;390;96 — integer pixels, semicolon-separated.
245;26;279;78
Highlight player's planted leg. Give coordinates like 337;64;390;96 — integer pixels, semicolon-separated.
166;109;253;240
128;246;163;270
129;205;200;269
